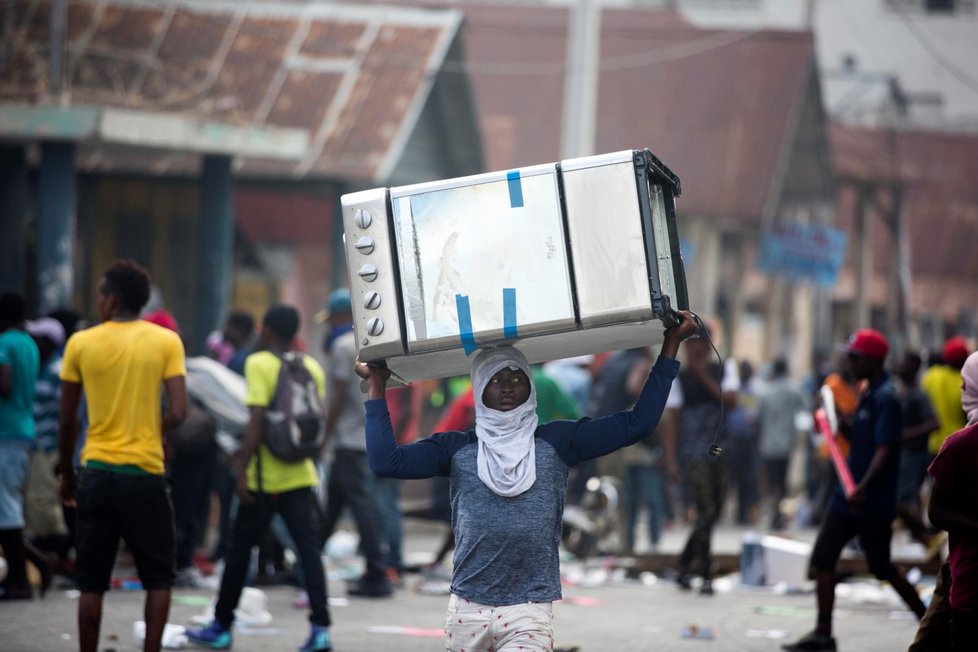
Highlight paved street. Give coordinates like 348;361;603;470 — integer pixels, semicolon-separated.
0;520;927;652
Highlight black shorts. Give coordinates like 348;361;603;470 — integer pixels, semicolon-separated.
75;468;176;592
810;508;895;580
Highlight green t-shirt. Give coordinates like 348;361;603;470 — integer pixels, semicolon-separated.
244;351;324;493
0;329;40;440
532;368;580;424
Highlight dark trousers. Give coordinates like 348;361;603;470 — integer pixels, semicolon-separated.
678;459;727;580
320;448;386;580
951;607;978;651
910;562;951;652
211;461;236;562
169;442;216;570
621;465;666;551
215;488;330;628
726;435;759;524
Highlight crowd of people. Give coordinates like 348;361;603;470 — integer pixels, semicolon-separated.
1;258;976;651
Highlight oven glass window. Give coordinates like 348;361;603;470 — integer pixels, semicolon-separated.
391;171;576;353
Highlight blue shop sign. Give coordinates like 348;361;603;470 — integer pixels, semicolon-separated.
757;221;847;288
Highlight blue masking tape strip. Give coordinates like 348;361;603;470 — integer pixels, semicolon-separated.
507;170;524;208
455;294;477;355
503;288;518;339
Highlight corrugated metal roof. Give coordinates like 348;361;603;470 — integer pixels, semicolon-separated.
0;0;463;182
454;5;818;223
831;123;978;317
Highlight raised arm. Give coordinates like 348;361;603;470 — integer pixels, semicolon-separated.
561;311;699;463
356;358;454;479
363;399;456;478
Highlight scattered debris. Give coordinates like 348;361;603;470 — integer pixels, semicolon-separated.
740;533;812;589
133;621;188;649
366;625;444;637
414;579;451;595
681;624;714;640
188;587;272;627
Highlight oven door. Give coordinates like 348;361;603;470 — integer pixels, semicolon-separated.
562;149;688;328
389;163;576;355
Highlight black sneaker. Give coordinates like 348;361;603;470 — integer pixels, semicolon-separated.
675;573;693;591
699;580;714;596
347;576;393;598
782;631;837;651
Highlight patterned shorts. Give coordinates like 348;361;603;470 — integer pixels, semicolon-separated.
445;594;554;652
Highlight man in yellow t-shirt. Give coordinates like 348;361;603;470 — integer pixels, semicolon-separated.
922;337;970;454
188;304;333;652
58;260;187;652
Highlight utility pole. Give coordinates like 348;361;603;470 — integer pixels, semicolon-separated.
561;0;601;159
884;77;911;351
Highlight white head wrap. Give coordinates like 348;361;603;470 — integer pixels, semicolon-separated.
470;346;539;497
962;351;978;426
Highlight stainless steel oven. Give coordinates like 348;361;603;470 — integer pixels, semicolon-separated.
340;148;688;381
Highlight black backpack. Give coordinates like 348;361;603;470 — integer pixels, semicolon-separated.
263;352;327;462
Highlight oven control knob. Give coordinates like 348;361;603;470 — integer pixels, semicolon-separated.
366;317;384;336
363;291;381;310
354;209;372;229
354;236;375;255
357;264;378;282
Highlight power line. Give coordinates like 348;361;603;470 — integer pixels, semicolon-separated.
894;7;978;98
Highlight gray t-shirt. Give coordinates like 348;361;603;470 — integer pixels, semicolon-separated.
329;330;366;451
757;378;808;460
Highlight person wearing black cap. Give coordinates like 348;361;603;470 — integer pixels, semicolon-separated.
784;329;927;651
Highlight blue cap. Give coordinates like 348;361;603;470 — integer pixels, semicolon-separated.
326;288;351;315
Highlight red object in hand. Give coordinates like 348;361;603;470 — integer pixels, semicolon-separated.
815;408;856;497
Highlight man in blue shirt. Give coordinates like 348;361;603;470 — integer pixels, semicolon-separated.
0;291;40;600
785;329;927;651
357;310;699;651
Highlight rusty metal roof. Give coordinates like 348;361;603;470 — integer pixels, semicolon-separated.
831;122;978;316
0;0;464;181
451;5;819;223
